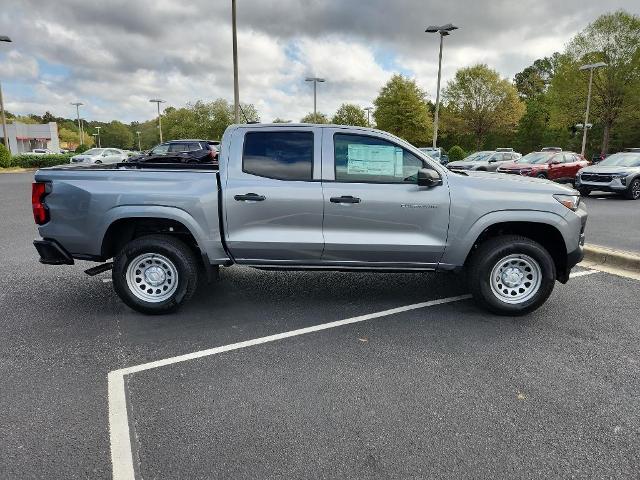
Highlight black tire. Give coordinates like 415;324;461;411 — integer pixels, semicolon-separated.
577;187;590;197
112;234;199;314
95;160;102;164
536;173;547;179
467;235;556;316
624;178;640;200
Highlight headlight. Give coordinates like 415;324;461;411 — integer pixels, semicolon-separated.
612;173;627;185
553;194;580;211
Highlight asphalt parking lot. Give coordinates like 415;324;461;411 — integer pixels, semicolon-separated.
1;172;640;479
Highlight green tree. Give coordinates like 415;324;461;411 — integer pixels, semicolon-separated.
331;103;368;126
442;64;525;149
100;120;134;149
548;10;640;154
447;145;466;161
373;74;432;145
514;54;560;100
272;117;291;123
0;143;11;168
300;112;329;124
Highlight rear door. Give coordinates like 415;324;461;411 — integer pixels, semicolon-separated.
222;127;324;263
564;153;582;180
321;129;450;266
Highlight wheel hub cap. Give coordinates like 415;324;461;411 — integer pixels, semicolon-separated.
144;266;166;286
489;254;542;305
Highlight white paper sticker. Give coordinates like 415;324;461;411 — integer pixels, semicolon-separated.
347;144;404;177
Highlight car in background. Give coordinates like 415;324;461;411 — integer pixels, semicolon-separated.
497;150;588;183
541;147;563;152
591;152;608;164
129;139;219;164
575;151;640;200
70;148;129;164
418;147;448;165
26;148;54;155
447;149;522;172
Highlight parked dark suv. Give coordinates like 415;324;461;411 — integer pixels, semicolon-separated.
129;140;219;165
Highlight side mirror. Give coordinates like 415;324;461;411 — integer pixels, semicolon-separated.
417;168;442;187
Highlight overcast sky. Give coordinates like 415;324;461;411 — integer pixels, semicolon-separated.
0;0;638;124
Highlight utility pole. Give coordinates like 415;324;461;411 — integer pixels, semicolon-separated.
579;62;607;156
305;77;325;120
71;102;84;146
95;126;101;148
364;107;373;127
232;0;240;123
426;23;458;148
136;131;141;151
149;99;166;143
1;35;13;154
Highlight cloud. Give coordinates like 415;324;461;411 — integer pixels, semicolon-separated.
0;0;637;123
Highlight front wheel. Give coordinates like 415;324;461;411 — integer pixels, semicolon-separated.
112;235;199;314
467;235;556;315
624;178;640;200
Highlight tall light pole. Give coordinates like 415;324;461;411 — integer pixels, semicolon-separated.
426;23;458;149
305;77;325;120
0;35;12;154
149;99;165;142
231;0;240;123
95;126;101;148
70;102;84;146
364;107;373;127
136;131;141;151
579;62;607;157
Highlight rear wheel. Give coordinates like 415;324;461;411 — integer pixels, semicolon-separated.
112;234;199;314
624;178;640;200
536;173;547;179
467;235;556;315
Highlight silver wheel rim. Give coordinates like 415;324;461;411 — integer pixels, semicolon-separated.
126;253;178;303
489;254;542;305
632;180;640;199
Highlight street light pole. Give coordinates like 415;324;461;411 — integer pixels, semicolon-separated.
579;62;607;157
0;35;12;154
136;131;141;151
71;102;84;146
149;99;166;143
95;126;101;148
305;77;325;120
232;0;240;123
426;23;458;149
364;107;373;127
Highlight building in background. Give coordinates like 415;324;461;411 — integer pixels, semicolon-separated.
0;122;60;154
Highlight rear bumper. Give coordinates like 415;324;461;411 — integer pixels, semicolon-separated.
33;239;74;265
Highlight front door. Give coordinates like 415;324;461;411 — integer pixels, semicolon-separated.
321;130;450;267
223;127;324;263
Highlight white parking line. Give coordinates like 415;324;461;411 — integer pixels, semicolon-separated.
107;268;599;480
102;278;113;283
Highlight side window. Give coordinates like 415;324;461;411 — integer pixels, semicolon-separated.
151;144;169;154
564;153;576;163
168;143;189;153
334;134;425;184
189;143;202;151
243;131;314;181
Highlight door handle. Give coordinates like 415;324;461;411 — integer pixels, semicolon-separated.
234;193;266;202
330;195;361;204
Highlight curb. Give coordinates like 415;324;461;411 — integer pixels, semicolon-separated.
0;168;37;174
583;244;640;274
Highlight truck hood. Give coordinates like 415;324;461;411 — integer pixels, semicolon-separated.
580;164;640;174
448;169;576;194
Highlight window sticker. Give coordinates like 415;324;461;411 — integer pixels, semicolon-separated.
346;144;404;177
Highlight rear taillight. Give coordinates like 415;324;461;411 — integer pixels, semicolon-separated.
32;182;50;225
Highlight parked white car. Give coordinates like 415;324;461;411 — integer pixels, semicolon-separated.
70;148;129;164
26;148;54;155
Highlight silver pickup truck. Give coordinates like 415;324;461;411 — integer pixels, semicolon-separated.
32;124;587;315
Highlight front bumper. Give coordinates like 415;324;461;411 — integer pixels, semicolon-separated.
33;239;74;265
575;176;628;192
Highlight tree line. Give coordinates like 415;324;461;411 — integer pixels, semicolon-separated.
5;10;638;157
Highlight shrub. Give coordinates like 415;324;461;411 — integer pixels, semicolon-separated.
0;143;10;168
447;145;466;162
11;153;74;168
74;144;90;154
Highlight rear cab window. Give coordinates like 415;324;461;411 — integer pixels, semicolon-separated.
242;131;314;181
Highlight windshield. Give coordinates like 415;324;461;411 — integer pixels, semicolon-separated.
597;153;640;167
83;148;104;155
463;151;492;162
519;152;555;164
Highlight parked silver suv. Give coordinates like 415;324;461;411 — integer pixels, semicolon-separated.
575;151;640;200
448;149;521;172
